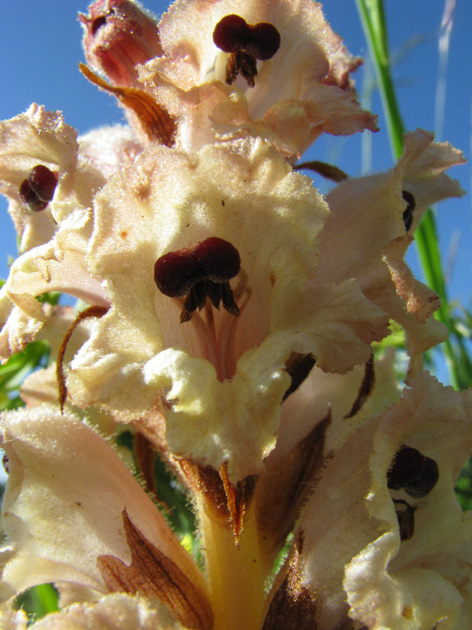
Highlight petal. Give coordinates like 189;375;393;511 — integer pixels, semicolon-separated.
0;604;27;630
318;129;464;355
0;407;209;612
0;207;109;360
81;0;162;89
0;109;124;361
256;355;400;565
22;593;176;630
287;416;380;628
0;285;43;362
6;207;106;305
319;130;463;288
402;134;466;227
143;276;387;482
271;278;389;374
276;349;401;459
77;126;142;179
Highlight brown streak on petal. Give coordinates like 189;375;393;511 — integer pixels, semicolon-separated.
219;462;257;543
344;355;375;419
98;510;213;630
178;459;256;540
57;305;109;413
178;459;230;520
79;63;176;145
263;533;318;630
220;462;240;538
294;160;349;183
257;415;330;558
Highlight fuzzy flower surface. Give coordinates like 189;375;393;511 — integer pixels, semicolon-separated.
0;1;470;630
140;0;378;156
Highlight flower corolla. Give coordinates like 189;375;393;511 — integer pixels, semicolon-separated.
0;1;470;629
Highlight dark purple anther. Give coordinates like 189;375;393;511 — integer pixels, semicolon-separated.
154;237;241;322
387;444;439;498
213;15;249;53
387;445;425;490
401;190;416;231
2;453;9;474
248;22;281;60
404;456;439;498
19;165;58;212
213;14;280;87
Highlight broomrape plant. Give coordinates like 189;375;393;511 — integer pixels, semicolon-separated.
0;1;471;629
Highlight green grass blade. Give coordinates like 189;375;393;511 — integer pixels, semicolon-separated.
355;0;470;390
15;584;59;621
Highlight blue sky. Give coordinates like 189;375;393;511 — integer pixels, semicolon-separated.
1;1;471;318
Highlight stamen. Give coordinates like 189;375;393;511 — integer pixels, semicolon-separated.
213;14;280;87
186;307;223;375
387;444;439;498
401;190;416;231
224;51;254;87
387;445;424;490
19;165;58;212
154;237;241;323
393;499;416;541
217;273;251;380
213;14;248;54
404;456;439;499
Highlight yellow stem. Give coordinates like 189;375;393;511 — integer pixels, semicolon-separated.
198;498;267;630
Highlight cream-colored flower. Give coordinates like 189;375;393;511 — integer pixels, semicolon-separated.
0;105;142;362
266;371;472;629
66;136;388;482
317;129;465;359
139;0;377;156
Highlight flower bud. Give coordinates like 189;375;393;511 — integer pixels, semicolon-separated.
80;0;162;88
